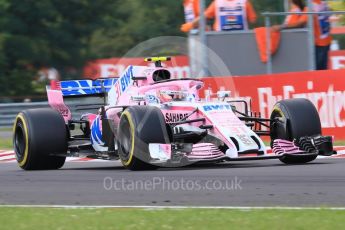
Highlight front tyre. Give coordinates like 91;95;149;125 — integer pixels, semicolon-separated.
117;106;171;170
13;108;68;170
270;98;321;164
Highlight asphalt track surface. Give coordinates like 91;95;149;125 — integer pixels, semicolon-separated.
1;158;345;207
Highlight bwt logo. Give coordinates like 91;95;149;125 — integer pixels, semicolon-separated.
202;104;232;111
120;66;134;92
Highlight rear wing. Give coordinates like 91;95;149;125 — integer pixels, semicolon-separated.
51;78;118;97
47;78;118;121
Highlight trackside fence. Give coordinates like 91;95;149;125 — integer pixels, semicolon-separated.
0;102;49;127
0;102;87;127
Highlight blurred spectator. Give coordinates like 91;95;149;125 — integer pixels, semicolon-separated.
272;0;332;70
37;67;60;82
48;67;60;81
272;0;308;32
34;67;61;94
313;0;332;70
183;0;200;24
181;0;257;33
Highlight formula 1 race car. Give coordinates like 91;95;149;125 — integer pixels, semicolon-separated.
13;57;335;170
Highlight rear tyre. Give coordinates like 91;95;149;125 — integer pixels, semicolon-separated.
117;106;170;170
270;98;321;164
13;108;67;170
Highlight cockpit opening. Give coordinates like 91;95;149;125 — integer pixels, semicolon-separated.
153;69;171;82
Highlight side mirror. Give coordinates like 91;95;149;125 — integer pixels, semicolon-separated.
217;90;231;99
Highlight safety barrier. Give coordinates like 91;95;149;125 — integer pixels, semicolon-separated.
0;102;49;127
0;101;92;127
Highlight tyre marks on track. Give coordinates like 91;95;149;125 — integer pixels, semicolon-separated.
0;150;105;163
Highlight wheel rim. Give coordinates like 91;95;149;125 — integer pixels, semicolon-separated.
14;122;26;162
119;117;133;162
270;108;292;150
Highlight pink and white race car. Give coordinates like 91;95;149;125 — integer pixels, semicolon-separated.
13;57;335;170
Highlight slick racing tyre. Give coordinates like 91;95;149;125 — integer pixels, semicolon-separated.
117;106;171;170
13;108;68;170
270;98;321;164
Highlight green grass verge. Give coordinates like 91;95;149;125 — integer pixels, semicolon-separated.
0;126;12;150
0;127;12;132
334;140;345;146
0;208;344;230
0;138;12;150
